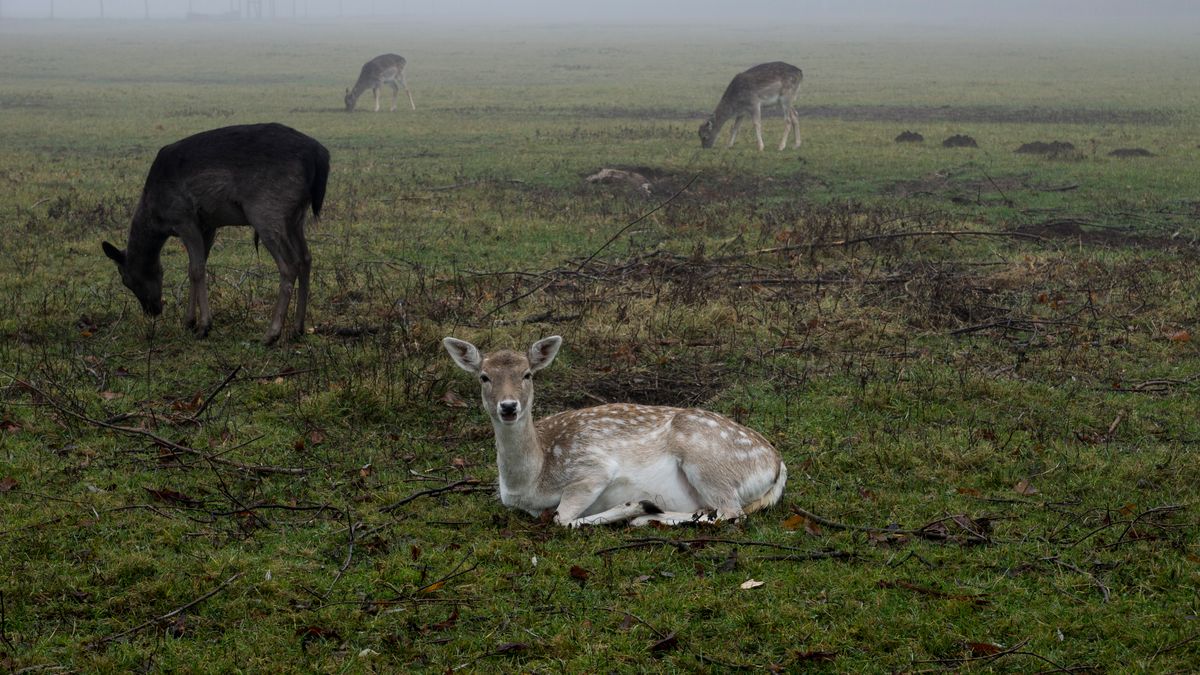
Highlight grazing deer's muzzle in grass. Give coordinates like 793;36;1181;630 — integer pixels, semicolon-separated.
443;335;787;528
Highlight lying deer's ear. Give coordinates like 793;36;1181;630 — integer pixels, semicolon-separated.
102;241;126;266
443;337;482;374
528;336;562;372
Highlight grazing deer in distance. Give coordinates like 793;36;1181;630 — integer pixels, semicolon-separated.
699;61;803;151
345;53;415;112
443;336;787;527
102;123;330;345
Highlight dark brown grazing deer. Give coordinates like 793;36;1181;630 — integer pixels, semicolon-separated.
699;61;803;151
345;53;415;112
102;123;330;345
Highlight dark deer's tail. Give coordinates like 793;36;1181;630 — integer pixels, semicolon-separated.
309;144;331;221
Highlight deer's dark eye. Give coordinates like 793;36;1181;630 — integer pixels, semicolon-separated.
523;371;532;380
480;374;490;383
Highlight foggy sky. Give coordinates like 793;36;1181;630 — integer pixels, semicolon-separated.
4;0;1199;26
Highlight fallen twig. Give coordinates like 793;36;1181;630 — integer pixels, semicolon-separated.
189;364;242;421
1041;556;1111;603
93;571;243;646
380;478;485;514
2;370;306;476
479;173;699;320
593;536;852;557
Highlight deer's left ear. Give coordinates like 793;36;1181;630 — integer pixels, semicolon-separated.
528;336;562;372
102;241;126;266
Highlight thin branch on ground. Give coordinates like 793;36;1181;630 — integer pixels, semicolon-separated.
1;370;306;476
189;364;243;421
479;173;699;320
92;572;244;647
1040;556;1112;603
380;478;486;514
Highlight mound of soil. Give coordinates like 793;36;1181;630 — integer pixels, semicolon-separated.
942;134;978;148
1015;141;1076;156
1108;147;1155;158
895;130;924;143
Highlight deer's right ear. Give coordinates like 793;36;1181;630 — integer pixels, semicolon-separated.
443;337;482;374
528;336;562;372
102;241;126;266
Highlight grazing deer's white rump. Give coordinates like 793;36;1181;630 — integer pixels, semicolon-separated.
345;53;414;112
699;61;803;151
443;336;787;527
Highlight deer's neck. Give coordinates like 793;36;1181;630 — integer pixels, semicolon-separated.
350;75;375;99
126;205;169;273
710;98;739;133
492;414;545;502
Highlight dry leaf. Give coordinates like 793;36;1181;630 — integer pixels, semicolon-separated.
143;487;201;506
440;390;469;408
794;650;837;662
966;641;1003;656
0;476;18;492
428;609;458;631
1167;329;1191;343
1014;479;1039;496
308;429;326;445
740;579;765;590
493;642;528;655
569;565;591;585
99;391;122;400
419;581;444;594
956;487;982;497
781;514;806;531
648;632;679;654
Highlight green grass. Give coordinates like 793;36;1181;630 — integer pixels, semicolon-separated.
1;18;1198;672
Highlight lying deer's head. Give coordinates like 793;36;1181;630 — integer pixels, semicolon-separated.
102;241;163;316
443;336;562;425
698;116;717;148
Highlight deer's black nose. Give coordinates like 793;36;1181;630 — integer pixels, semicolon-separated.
498;401;519;421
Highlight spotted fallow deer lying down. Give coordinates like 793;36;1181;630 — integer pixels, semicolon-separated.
699;61;803;151
443;336;787;527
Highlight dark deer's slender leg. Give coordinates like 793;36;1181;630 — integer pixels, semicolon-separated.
252;219;297;346
179;226;214;337
291;213;311;337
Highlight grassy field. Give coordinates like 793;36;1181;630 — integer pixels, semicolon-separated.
1;18;1199;672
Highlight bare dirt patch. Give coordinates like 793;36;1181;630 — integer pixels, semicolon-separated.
1108;148;1155;158
432;105;1175;126
942;134;979;148
581;165;818;202
1012;218;1191;252
796;105;1173;125
895;131;924;143
1015;141;1078;158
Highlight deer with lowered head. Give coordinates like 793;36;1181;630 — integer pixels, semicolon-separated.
699;61;803;151
102;123;330;345
443;336;787;527
345;53;415;112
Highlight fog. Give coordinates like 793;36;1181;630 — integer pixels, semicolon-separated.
3;0;1198;31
